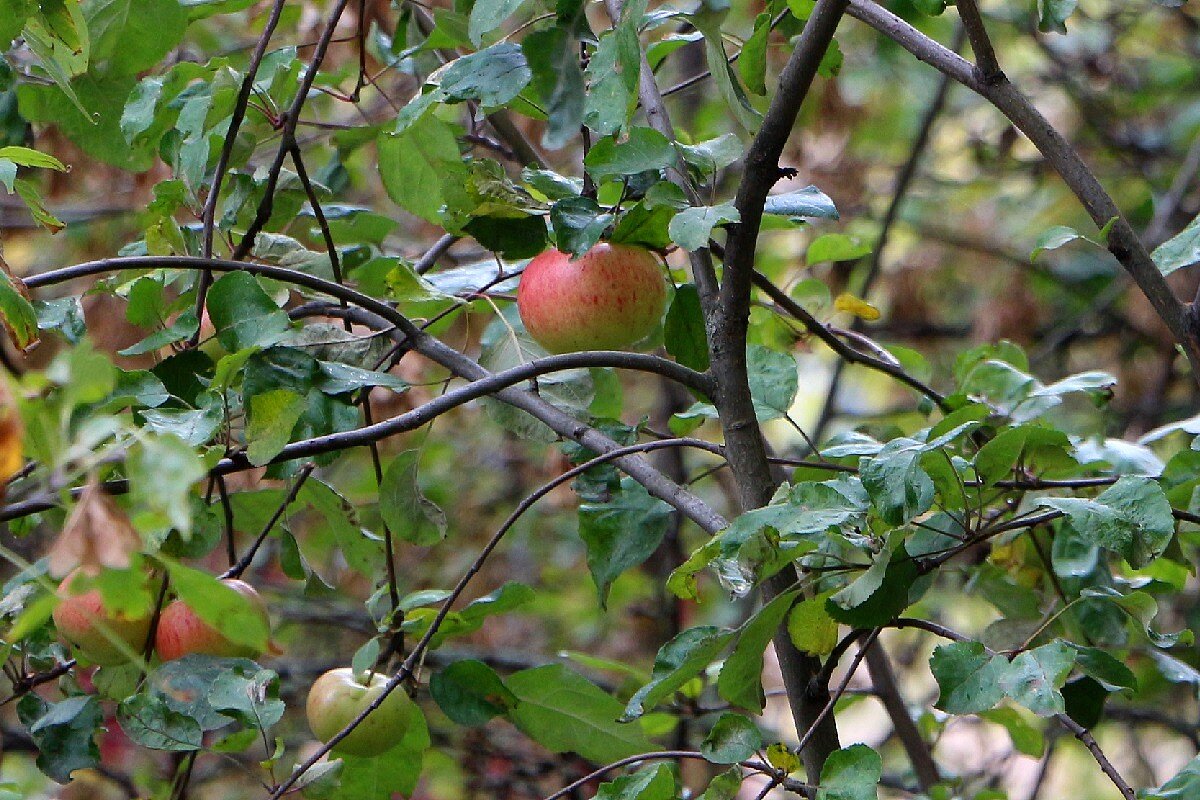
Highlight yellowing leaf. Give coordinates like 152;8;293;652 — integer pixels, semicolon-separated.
834;293;881;321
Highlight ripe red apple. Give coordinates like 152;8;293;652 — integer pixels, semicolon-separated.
516;243;668;354
306;667;420;757
155;578;269;661
52;569;152;666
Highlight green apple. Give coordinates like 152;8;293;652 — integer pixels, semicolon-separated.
306;667;420;757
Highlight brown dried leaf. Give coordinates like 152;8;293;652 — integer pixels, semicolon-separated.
47;484;142;578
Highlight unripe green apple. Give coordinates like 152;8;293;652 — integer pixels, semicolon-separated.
306;667;420;757
155;579;269;661
516;243;667;354
53;569;152;666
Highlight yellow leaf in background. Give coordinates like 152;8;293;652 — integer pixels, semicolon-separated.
0;378;22;492
834;292;881;321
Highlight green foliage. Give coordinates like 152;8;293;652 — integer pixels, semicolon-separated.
4;1;1200;798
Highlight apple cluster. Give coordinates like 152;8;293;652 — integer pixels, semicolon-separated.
51;569;417;756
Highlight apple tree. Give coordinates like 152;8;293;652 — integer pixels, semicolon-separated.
0;0;1199;798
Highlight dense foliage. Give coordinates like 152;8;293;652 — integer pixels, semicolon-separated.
0;0;1199;799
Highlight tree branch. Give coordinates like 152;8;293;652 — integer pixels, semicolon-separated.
710;0;851;783
955;0;1002;84
864;644;941;791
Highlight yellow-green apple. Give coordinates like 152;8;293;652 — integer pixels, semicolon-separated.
155;578;269;661
516;243;667;353
306;667;421;757
52;569;152;666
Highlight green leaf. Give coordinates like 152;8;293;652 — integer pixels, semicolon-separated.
84;0;187;76
0;145;68;174
746;344;797;421
430;660;518;725
806;233;871;264
164;565;269;652
930;642;1009;715
117;692;204;751
678;133;743;175
624;626;734;719
380;450;447;546
583;11;641;136
595;764;676;800
1080;587;1192;648
319;710;429;800
1152;212;1200;277
701;713;762;764
1038;0;1078;33
980;707;1045;757
506;665;656;762
1030;225;1088;261
1039;476;1175;568
579;476;673;606
1000;640;1075;716
438;43;531;107
788;591;839;656
585;127;676;180
817;744;882;800
524;25;584;150
378;114;465;224
718;589;799;712
827;545;922;627
664;284;710;372
1070;645;1137;693
0;267;39;349
13;176;65;232
974;425;1069;487
668;202;740;251
314;361;410;396
551;195;611;257
463;214;549;258
17;694;103;783
762;186;838;219
693;15;762;134
128;434;205;538
18;71;157;171
207;271;290;352
698;769;744;800
468;0;528;45
738;13;770;95
245;389;306;466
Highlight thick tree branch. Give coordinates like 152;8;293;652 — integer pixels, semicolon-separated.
845;0;1200;382
710;0;850;782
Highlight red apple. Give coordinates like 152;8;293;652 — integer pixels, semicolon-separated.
53;569;152;666
155;579;270;661
306;667;420;757
516;243;668;354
